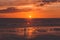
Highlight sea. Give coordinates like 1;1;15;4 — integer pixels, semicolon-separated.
0;18;60;40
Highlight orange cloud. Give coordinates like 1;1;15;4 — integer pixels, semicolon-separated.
0;3;60;18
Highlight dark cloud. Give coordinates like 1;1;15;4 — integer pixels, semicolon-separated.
37;0;60;2
0;0;60;6
0;7;19;13
35;0;60;6
42;0;57;2
0;7;32;13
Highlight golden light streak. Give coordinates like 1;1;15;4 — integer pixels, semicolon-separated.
26;27;36;39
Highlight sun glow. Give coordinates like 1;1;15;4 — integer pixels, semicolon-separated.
29;15;32;18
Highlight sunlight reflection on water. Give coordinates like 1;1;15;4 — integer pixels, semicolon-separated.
0;26;60;39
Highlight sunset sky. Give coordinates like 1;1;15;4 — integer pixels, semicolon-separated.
0;0;60;18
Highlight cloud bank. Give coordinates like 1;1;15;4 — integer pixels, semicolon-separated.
0;7;32;13
0;0;60;6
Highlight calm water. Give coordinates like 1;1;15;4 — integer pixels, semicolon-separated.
0;26;60;40
0;18;60;40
